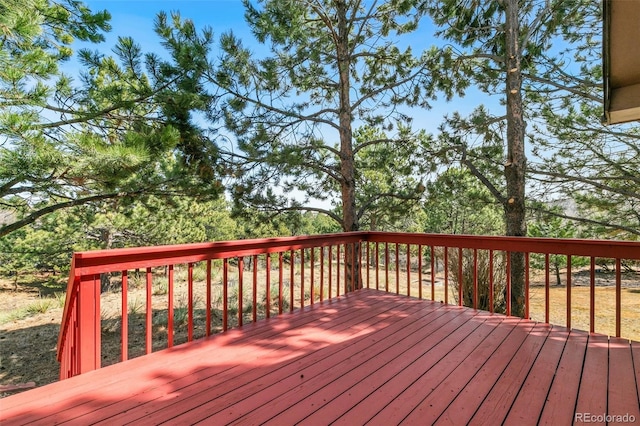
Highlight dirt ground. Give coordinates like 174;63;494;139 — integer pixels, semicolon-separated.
2;268;639;399
0;277;66;398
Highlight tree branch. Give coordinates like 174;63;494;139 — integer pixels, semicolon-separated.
265;204;343;227
0;191;142;238
461;148;506;205
356;191;420;221
529;168;640;200
528;205;640;236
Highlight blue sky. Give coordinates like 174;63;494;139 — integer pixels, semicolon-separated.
85;1;252;50
81;0;492;123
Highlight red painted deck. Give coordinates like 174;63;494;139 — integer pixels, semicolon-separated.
2;289;639;425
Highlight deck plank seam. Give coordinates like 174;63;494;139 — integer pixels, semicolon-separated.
406;317;526;425
533;326;572;426
94;294;427;425
419;317;523;426
359;310;496;425
296;310;497;425
143;295;456;425
199;304;465;425
462;321;543;424
27;293;409;425
501;324;568;426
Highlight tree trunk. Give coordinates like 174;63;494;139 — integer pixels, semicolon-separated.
336;1;361;291
504;0;527;317
554;262;562;286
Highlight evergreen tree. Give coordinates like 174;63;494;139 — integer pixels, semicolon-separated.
214;0;450;290
423;0;593;316
0;3;226;238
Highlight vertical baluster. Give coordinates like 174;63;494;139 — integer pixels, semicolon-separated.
351;242;355;292
395;243;400;295
375;243;380;291
566;255;572;329
616;258;621;337
168;265;175;345
328;246;333;300
430;246;435;301
337;245;341;297
366;242;370;289
458;247;463;307
406;244;411;297
590;256;595;333
506;252;511;316
266;254;271;318
187;263;193;342
121;270;128;362
544;253;550;323
310;248;315;305
525;253;530;319
188;262;194;341
473;249;478;310
146;267;152;353
489;250;494;313
320;247;325;302
222;260;228;331
343;244;354;295
289;250;294;312
444;247;449;304
253;255;258;323
385;243;389;293
206;260;212;336
418;245;423;300
301;248;305;308
278;253;284;315
238;257;244;326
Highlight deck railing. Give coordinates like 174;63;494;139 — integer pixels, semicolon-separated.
57;232;640;379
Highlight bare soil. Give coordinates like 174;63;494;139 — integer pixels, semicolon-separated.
0;277;66;398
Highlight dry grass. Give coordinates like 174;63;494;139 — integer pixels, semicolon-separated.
529;285;640;341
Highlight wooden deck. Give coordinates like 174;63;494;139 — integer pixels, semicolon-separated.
1;289;639;425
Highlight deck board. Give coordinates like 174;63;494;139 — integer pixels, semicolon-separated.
364;314;514;425
121;295;439;425
414;318;532;425
87;295;407;424
197;302;463;424
267;309;488;425
633;340;640;408
503;328;569;426
575;333;609;426
468;323;551;424
608;337;640;423
1;288;639;426
537;330;589;425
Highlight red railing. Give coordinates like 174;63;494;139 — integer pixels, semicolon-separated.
56;233;365;379
57;232;640;379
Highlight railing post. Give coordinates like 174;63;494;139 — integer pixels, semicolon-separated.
77;273;101;374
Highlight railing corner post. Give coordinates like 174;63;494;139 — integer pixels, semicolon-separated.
77;273;101;375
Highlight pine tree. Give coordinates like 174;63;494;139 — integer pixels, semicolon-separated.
423;0;594;316
1;4;226;238
214;0;448;290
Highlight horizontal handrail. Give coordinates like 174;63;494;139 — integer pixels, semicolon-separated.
71;232;368;275
366;232;640;259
